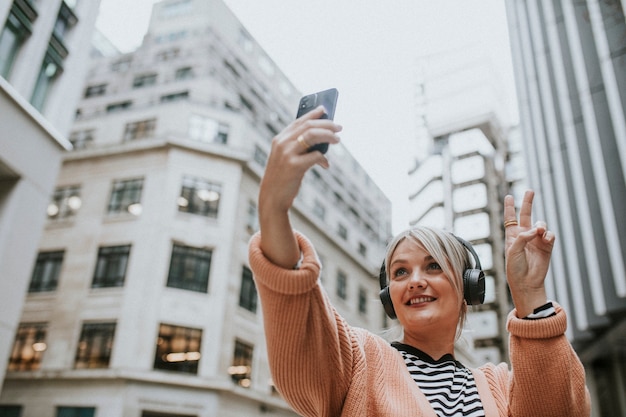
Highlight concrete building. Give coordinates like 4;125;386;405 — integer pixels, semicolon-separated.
0;0;391;416
505;1;626;415
0;0;101;396
408;46;519;367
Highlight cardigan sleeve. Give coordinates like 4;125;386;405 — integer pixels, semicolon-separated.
248;231;357;417
506;303;591;417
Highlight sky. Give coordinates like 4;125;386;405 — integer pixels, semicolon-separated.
96;0;519;234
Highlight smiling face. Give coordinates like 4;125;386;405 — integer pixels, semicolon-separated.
387;236;464;340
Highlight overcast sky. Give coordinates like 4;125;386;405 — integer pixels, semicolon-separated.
96;0;519;234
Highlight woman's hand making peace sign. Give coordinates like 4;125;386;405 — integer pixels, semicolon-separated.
503;190;555;317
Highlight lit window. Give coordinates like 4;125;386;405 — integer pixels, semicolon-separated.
74;322;116;369
29;251;64;292
153;323;202;374
8;323;47;371
123;119;156;141
229;340;253;387
91;245;131;288
166;244;212;293
238;266;257;313
107;178;143;215
48;185;82;220
177;176;221;218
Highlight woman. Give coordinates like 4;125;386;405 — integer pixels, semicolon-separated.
248;106;590;416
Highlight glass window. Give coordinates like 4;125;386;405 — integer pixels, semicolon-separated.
246;200;258;233
8;323;47;371
358;287;367;314
0;4;33;78
336;270;347;300
188;115;229;144
153;323;202;374
175;66;193;80
74;322;116;369
107;178;143;215
238;266;257;313
48;185;81;220
253;146;267;167
91;245;131;288
132;73;157;88
31;52;62;111
68;130;94;149
229;340;253;388
338;223;348;240
166;244;212;293
56;407;95;417
83;84;107;98
0;405;22;417
29;251;64;292
106;101;132;112
177;176;221;218
160;91;188;102
123;119;156;141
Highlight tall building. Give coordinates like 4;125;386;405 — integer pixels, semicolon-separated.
0;0;102;395
0;0;391;416
408;46;519;366
505;1;626;415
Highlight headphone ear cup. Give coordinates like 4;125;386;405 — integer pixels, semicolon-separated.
463;269;486;305
379;286;397;319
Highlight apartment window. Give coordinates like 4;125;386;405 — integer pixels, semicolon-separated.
56;407;95;417
153;324;202;374
52;1;77;41
229;340;253;387
111;57;131;72
0;0;35;78
336;270;347;300
246;200;258;233
338;223;348;240
8;323;47;371
358;242;367;257
29;251;64;292
156;48;180;61
31;51;62;111
92;245;131;288
48;185;81;220
107;178;143;215
160;91;188;103
358;287;368;314
84;84;107;98
132;73;157;88
68;130;94;149
166;244;212;293
188;114;229;144
238;266;257;313
106;101;132;112
74;322;115;369
253;145;267;167
177;176;221;218
175;66;193;80
0;405;22;417
123;118;156;141
313;200;326;220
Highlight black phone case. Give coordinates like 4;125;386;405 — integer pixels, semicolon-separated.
296;88;338;154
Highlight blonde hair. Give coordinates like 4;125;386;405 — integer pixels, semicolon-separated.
383;226;472;339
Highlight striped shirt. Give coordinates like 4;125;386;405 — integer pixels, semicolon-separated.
392;342;485;417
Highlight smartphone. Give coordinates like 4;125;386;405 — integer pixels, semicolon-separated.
295;88;339;154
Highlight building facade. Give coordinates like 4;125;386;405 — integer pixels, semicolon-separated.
0;1;391;416
505;0;626;415
0;0;101;395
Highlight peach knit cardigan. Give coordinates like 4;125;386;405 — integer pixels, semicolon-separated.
249;232;590;417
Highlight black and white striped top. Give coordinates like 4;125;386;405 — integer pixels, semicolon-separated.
392;342;485;417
